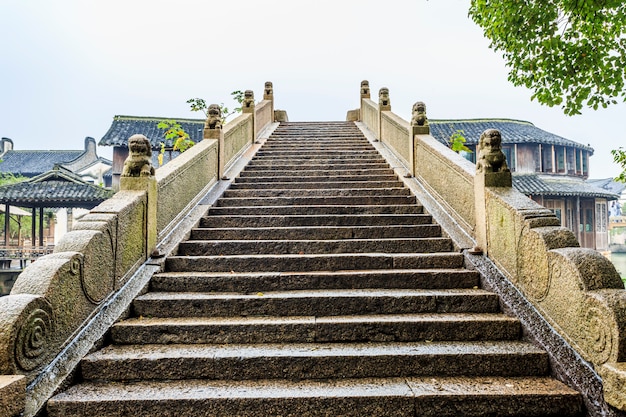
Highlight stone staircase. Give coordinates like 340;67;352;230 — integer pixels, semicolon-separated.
47;122;583;416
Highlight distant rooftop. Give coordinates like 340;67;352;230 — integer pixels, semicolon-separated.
0;150;84;177
0;137;111;179
99;115;205;149
0;166;114;209
429;119;594;154
513;174;618;200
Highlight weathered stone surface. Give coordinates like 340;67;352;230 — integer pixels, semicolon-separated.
46;121;583;417
93;191;148;286
0;375;25;417
600;362;626;411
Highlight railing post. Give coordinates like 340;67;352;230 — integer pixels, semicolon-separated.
119;134;157;258
360;80;370;122
408;101;429;178
378;87;391;141
473;128;512;254
203;104;226;180
242;90;256;145
264;82;274;122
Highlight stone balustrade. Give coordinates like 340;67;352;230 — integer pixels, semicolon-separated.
358;81;626;411
0;82;277;416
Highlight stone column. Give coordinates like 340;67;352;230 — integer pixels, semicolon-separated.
378;87;391;141
359;80;370;122
264;81;274;122
242;90;256;143
119;134;158;258
473;129;512;254
409;101;430;177
203;104;225;179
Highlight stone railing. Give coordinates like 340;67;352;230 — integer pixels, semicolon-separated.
358;81;626;412
0;82;277;416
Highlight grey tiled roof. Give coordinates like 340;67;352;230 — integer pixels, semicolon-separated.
587;178;626;195
513;174;618;199
0;150;84;177
99;115;205;149
429;119;594;154
0;167;113;208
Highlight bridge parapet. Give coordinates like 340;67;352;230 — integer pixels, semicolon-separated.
0;82;278;416
359;81;626;411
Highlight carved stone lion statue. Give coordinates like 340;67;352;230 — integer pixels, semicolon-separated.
379;87;390;107
361;80;370;97
264;82;273;98
205;104;222;130
476;129;510;173
121;134;155;177
411;101;428;127
242;90;255;110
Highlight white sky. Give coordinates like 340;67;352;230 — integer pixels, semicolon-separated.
0;0;623;178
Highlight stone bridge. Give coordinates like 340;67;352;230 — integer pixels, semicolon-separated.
1;82;626;417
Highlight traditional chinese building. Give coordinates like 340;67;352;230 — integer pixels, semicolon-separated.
99;115;205;188
0;136;112;187
430;119;618;251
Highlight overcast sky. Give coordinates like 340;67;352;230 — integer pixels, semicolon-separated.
1;0;623;179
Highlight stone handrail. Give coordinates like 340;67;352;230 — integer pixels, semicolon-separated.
361;98;379;138
381;111;412;174
223;113;254;174
358;81;626;411
0;82;278;416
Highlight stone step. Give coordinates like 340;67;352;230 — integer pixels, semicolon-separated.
214;195;417;207
150;269;482;293
244;163;392;170
200;213;431;228
237;168;396;177
110;313;521;345
229;181;405;190
233;174;400;183
251;155;384;162
165;253;465;273
254;150;381;157
133;289;499;317
190;224;441;240
260;145;374;151
79;341;549;382
221;187;411;198
176;238;452;256
47;376;583;417
206;205;424;216
132;288;500;318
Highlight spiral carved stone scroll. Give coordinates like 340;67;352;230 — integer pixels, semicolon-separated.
14;297;55;372
585;306;614;364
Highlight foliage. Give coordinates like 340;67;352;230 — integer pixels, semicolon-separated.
0;172;27;187
155;91;245;166
469;0;626;116
187;90;246;122
156;120;195;166
612;147;626;183
449;129;472;153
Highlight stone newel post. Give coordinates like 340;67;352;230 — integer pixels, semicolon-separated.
360;80;370;99
377;87;391;141
378;87;391;111
242;90;256;150
408;101;430;177
473;128;512;254
203;104;226;179
264;81;274;122
119;134;158;258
